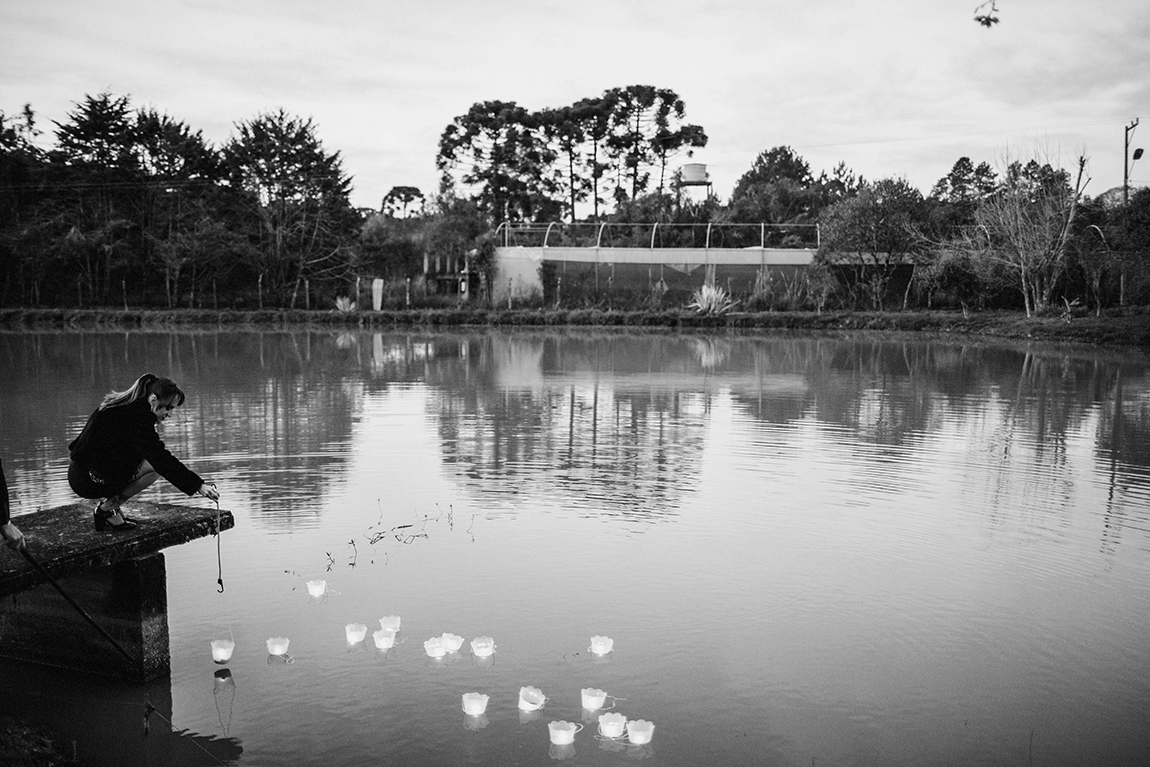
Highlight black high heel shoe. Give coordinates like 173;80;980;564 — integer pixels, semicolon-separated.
94;503;138;532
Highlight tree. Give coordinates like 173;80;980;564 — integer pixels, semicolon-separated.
437;101;556;224
225;109;360;308
381;185;424;218
539;105;592;224
817;178;929;310
605;85;706;202
970;155;1088;316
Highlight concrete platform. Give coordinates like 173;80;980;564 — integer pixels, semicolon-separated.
0;501;234;680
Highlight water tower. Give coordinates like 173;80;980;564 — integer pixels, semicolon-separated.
679;161;712;200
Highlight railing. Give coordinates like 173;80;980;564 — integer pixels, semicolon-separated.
495;222;820;250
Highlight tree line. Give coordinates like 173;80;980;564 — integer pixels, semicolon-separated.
2;88;1148;314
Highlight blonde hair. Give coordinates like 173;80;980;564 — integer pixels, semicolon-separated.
100;373;186;410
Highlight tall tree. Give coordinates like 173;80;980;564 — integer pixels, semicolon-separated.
605;85;706;202
381;185;424;218
437;101;556;224
225;109;359;308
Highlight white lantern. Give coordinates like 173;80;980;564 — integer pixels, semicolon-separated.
379;615;401;631
589;635;614;655
440;632;464;652
461;692;489;716
373;628;397;649
518;686;546;711
306;579;326;597
345;623;368;643
211;639;235;663
627;719;655;745
266;637;290;656
424;637;446;658
598;712;627;738
581;687;607;710
470;636;496;657
548;720;583;745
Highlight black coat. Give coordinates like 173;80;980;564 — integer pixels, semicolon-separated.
69;398;203;496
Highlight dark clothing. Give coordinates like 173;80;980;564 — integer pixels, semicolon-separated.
68;398;203;497
0;458;10;525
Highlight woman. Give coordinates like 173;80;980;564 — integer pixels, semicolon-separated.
68;373;220;531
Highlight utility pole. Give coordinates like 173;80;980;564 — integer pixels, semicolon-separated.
1125;118;1142;205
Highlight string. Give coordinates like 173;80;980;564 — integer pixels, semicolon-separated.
211;489;224;593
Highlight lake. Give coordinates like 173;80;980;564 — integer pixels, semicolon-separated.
1;327;1149;767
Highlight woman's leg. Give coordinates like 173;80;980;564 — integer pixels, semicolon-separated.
104;460;159;510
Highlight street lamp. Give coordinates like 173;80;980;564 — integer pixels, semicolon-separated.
1125;118;1143;205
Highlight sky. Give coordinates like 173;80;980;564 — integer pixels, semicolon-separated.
2;0;1148;212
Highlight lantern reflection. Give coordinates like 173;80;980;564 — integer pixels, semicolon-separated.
464;713;489;731
549;743;576;761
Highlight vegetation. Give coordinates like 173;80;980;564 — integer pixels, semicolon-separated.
3;90;1149;320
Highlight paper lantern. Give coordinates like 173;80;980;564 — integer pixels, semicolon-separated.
373;628;397;649
424;637;446;658
306;579;326;597
518;686;546;711
589;635;614;655
470;636;496;657
440;632;464;652
379;615;401;631
461;692;489;716
266;637;290;656
548;720;583;745
345;623;367;643
581;687;607;710
211;639;235;663
598;712;627;738
627;719;654;745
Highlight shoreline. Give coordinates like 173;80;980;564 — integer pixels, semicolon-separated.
3;306;1150;351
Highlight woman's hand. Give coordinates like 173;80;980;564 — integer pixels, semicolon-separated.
198;482;220;502
1;521;26;552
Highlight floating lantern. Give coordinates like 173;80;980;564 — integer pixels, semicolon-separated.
598;712;627;738
589;635;614;655
266;637;290;656
373;628;397;649
461;692;489;716
627;719;654;745
581;688;607;710
424;637;446;658
379;615;401;631
345;623;368;644
440;633;464;652
306;579;326;597
518;686;546;711
211;639;235;663
548;720;583;745
470;636;496;657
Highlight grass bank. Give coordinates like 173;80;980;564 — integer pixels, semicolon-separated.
3;306;1150;349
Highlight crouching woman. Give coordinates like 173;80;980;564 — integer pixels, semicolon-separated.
68;373;220;531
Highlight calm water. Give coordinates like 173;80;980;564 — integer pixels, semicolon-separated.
2;328;1149;767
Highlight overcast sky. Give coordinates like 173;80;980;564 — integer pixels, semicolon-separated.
2;0;1147;211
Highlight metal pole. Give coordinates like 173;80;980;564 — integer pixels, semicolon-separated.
1126;118;1139;205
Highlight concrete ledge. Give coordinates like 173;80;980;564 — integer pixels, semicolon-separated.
0;501;234;598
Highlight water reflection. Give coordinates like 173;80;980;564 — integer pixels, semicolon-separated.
4;329;1150;548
